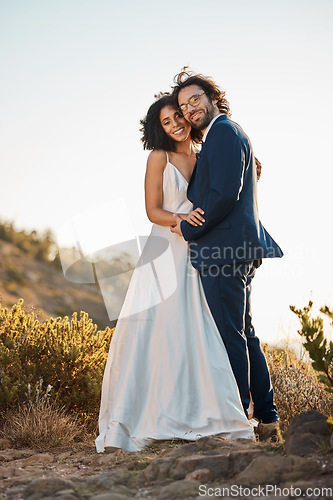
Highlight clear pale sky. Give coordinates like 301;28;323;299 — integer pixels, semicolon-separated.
1;0;332;344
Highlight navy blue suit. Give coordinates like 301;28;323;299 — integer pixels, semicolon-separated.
181;114;283;422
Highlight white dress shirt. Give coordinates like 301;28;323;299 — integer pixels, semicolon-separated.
202;113;225;142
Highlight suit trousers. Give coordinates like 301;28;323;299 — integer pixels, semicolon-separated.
199;260;278;423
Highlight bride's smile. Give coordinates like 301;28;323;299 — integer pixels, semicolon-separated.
160;105;191;143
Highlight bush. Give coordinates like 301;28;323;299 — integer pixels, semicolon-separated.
1;380;84;449
0;299;113;427
290;301;333;392
267;348;332;428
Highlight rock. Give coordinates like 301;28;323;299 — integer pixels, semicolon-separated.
280;479;322;493
194;436;230;451
104;446;120;453
43;492;80;500
0;449;36;461
185;468;213;482
12;466;48;480
228;449;262;475
16;452;55;467
70;451;86;458
85;469;131;488
57;451;72;461
233;454;285;485
172;453;230;480
1;430;329;500
162;436;254;460
52;490;77;497
2;486;25;500
97;454;127;467
92;494;132;500
286;433;323;457
234;453;320;486
39;496;78;500
22;478;76;500
154;479;200;500
162;442;200;458
143;457;173;481
93;485;134;497
278;456;321;482
232;437;258;448
0;466;15;479
285;410;331;456
81;454;103;466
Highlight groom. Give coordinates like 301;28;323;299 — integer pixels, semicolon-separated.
171;70;283;427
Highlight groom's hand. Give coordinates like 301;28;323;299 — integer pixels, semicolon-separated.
170;213;183;236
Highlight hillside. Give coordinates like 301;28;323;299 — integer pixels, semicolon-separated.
0;237;113;330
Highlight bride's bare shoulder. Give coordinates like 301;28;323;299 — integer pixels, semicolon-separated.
146;150;167;172
148;149;167;163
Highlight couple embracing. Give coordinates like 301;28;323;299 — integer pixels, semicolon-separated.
95;68;283;453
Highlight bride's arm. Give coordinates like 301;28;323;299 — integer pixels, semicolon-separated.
145;150;186;226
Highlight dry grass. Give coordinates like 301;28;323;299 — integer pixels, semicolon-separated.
268;348;333;431
1;398;85;449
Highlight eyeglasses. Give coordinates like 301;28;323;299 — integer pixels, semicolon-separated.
178;92;205;115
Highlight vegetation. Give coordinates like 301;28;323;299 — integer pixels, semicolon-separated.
1;294;332;448
267;348;332;429
0;299;113;430
1;380;84;448
290;301;333;392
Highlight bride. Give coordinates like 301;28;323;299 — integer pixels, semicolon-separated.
95;93;255;453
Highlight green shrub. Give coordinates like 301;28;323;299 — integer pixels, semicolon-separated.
0;299;113;426
290;301;333;392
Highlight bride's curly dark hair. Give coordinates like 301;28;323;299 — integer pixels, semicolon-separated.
140;92;202;151
172;67;231;117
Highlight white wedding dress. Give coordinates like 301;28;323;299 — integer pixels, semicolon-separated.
95;154;254;453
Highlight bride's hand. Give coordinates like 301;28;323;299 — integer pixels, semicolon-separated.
255;157;262;181
185;208;205;226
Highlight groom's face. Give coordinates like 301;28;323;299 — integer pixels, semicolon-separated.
178;84;218;131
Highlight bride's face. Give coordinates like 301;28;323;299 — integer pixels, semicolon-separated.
160;105;191;143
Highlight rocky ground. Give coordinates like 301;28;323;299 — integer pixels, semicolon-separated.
0;412;333;500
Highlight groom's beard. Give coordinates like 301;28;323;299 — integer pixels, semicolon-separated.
188;101;216;130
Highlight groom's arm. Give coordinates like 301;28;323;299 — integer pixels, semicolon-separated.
181;124;246;241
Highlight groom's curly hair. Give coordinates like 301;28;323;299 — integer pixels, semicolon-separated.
172;67;231;117
140;93;202;151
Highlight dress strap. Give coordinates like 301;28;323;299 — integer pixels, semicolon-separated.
165;151;169;164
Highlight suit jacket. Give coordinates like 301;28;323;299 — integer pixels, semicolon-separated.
181;114;283;270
